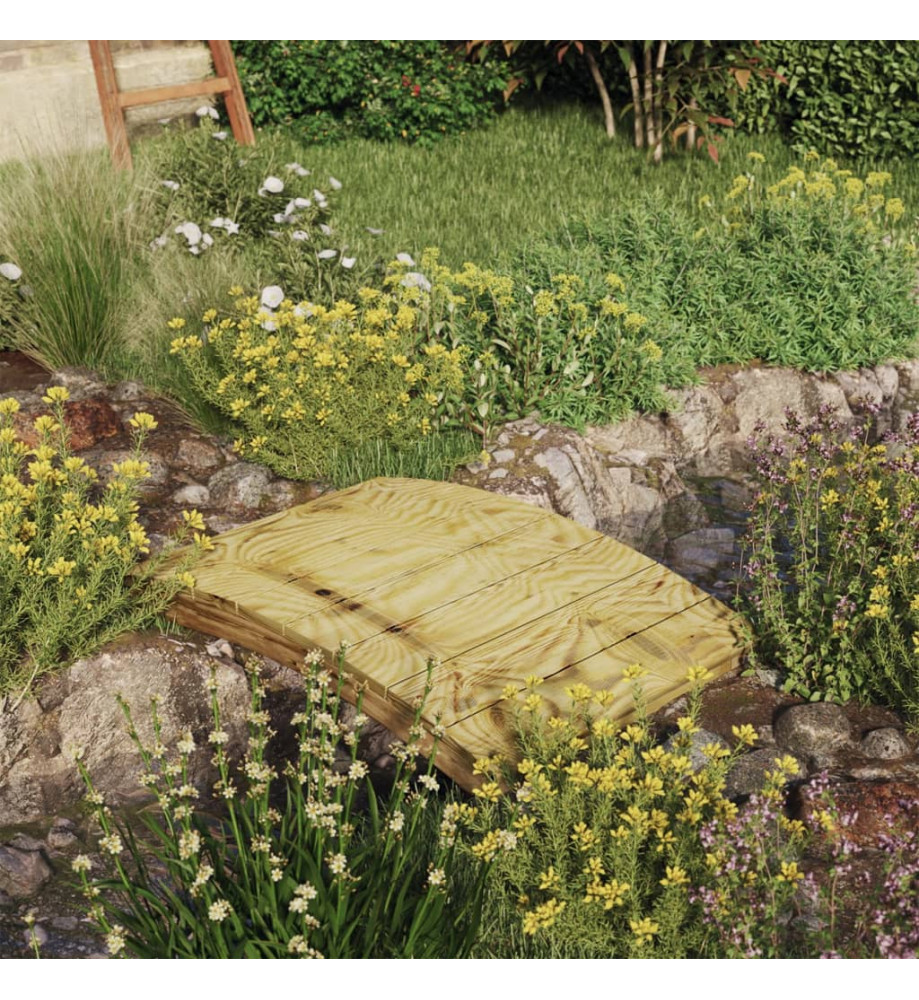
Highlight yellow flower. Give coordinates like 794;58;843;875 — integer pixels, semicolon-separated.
660;864;690;887
42;386;70;404
538;866;560;890
630;917;659;945
472;781;502;803
176;571;196;589
47;557;76;580
522;898;566;935
622;662;647;681
777;861;804;883
731;723;758;747
747;151;765;163
166;317;187;330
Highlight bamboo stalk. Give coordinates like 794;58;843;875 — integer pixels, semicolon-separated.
627;43;644;148
653;40;668;165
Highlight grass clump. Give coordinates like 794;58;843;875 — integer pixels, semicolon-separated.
72;649;494;959
741;407;919;719
0;150;152;371
0;389;205;697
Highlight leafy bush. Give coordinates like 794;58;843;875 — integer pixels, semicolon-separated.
73;649;493;959
741;406;919;718
231;41;508;146
733;41;919;160
516;153;919;374
0;389;203;697
167;282;469;484
401;250;696;436
466;665;817;958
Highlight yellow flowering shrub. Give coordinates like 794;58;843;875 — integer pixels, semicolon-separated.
465;666;815;958
169;287;467;481
0;388;205;696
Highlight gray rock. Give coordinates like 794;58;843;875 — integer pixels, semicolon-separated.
667;527;736;576
46;828;78;850
24;923;48;948
48;368;108;400
491;448;515;464
0;634;251;825
0;845;52;898
724;748;805;799
109;380;149;402
8;834;44;852
207;462;274;509
488;468;509;480
663;729;731;773
176;437;224;476
860;727;910;760
171;484;210;507
774;703;852;756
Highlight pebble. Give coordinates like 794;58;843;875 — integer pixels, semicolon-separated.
860;727;910;759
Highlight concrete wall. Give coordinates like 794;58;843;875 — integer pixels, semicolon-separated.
0;40;216;163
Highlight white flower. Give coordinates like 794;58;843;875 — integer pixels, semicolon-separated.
312;189;327;204
201;233;214;248
160;180;180;191
224;221;240;235
291;230;310;242
401;271;431;292
208;899;232;922
273;212;292;224
317;249;337;260
427;868;446;888
396;252;415;266
188;245;201;256
328;176;342;191
0;262;22;281
149;235;168;250
285;162;310;177
174;222;202;246
365;227;384;235
418;774;439;793
212;131;228;141
260;285;285;309
176;731;196;755
260;176;285;195
293;197;311;208
261;319;277;332
341;256;356;269
196;105;219;120
319;224;332;236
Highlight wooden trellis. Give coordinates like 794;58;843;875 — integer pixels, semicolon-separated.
88;40;254;169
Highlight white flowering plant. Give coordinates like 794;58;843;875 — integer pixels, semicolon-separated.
73;648;495;958
146;116;369;304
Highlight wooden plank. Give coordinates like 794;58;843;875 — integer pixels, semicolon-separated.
208;40;256;146
118;77;232;108
387;563;729;719
88;41;132;169
343;537;655;693
442;597;743;768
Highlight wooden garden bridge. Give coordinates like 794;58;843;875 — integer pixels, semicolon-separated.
166;478;745;790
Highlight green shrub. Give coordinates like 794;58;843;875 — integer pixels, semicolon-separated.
741;407;919;718
0;389;203;698
167;282;469;484
516;153;919;373
231;41;508;146
734;41;919;160
404;250;697;436
0;259;23;350
73;649;493;959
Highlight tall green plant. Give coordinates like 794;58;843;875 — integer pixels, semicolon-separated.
0;150;152;370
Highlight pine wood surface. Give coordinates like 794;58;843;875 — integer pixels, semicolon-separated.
165;477;746;790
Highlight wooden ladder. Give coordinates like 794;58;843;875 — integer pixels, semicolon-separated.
88;40;255;170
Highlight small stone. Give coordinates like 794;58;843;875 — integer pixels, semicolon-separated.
488;468;509;480
724;748;805;799
860;727;910;760
8;833;44;852
774;703;851;756
754;667;782;688
532;428;548;442
46;828;78;850
663;729;730;773
206;639;235;660
491;449;515;464
207;462;273;509
171;484;210;507
0;845;53;898
110;380;148;402
24;923;48;948
0;890;12;909
465;461;488;475
176;437;223;475
50;916;79;931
